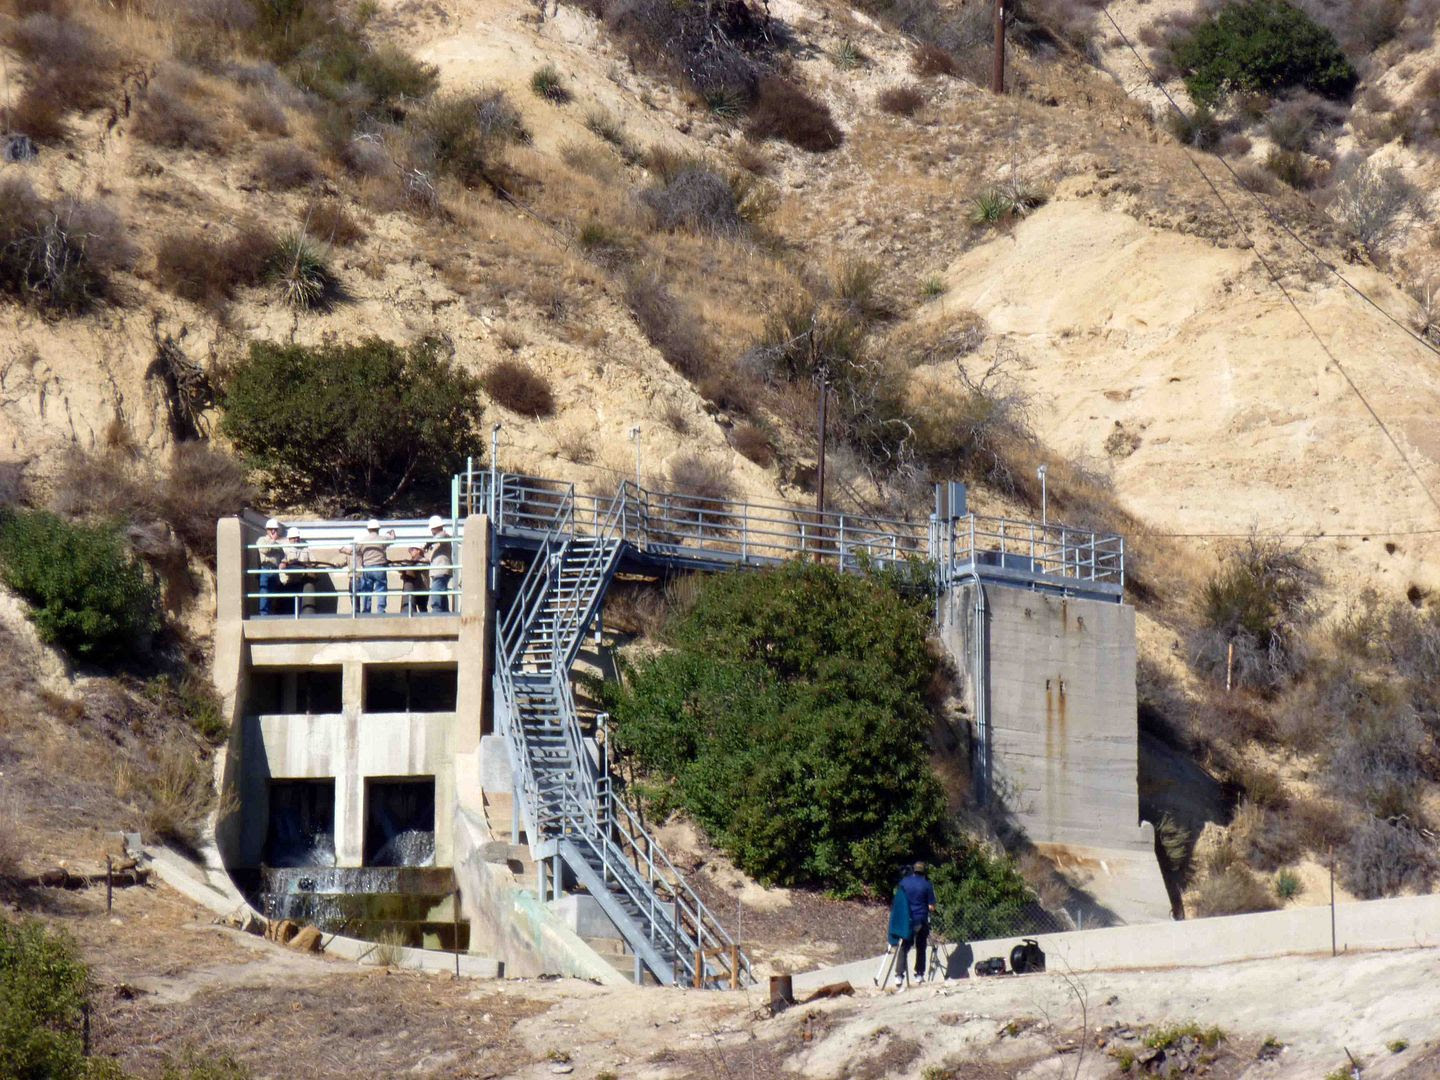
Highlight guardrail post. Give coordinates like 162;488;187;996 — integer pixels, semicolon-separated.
838;515;846;571
742;504;749;563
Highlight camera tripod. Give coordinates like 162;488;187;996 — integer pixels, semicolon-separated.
873;921;954;988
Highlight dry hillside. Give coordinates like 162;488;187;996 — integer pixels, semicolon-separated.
3;0;1440;1069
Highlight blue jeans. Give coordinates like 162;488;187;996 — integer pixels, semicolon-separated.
429;573;451;613
258;570;280;615
357;569;388;613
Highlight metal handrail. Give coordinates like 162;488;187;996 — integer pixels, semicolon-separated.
461;469;1124;589
244;534;462;617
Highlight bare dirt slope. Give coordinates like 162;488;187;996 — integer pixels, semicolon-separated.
926;200;1440;596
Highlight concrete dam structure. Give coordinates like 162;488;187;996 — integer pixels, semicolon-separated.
209;470;1168;985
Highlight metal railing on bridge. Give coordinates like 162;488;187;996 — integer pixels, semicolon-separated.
456;464;1124;595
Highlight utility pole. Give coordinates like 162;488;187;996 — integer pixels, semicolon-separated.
815;364;828;516
992;0;1006;94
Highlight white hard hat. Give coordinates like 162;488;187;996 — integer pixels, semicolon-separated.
428;515;444;530
265;517;280;530
366;518;380;530
286;528;300;540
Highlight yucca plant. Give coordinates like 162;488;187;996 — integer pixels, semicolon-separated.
269;232;337;311
530;64;570;104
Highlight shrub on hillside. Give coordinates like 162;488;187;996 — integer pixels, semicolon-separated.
530;63;570;103
1339;817;1435;899
877;83;926;117
302;199;365;246
1171;0;1358;106
1326;158;1421;252
1167;104;1221;149
0;918;91;1080
153;223;276;308
481;360;556;418
624;272;714;382
407;90;529;188
729;422;774;467
0;509;161;663
1192;537;1316;694
1190;863;1279;916
269;232;338;311
604;561;946;895
911;42;959;77
640;168;743;234
159;442;256;562
2;12;114;112
745;76;843;152
0;179;133;314
133;76;221;152
255;141;322;190
219;336;485;508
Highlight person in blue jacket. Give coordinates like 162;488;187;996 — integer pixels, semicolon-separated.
894;861;937;985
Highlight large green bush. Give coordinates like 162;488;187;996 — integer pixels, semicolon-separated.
1173;0;1357;106
219;337;486;509
605;561;947;895
0;510;160;663
0;919;90;1080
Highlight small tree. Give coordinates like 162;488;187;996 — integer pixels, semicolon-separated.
219;337;485;509
1173;0;1357;106
0;509;160;663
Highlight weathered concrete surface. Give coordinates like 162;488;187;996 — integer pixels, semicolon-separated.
939;583;1169;922
453;807;626;985
794;890;1440;992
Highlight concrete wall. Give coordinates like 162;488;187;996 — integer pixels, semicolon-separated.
453;808;626;985
940;584;1149;853
214;515;491;873
792;892;1440;993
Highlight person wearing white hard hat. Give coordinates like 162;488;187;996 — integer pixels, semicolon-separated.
340;519;397;614
256;518;284;616
423;514;454;613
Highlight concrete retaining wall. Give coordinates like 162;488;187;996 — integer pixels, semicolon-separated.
453;808;626;985
792;892;1440;993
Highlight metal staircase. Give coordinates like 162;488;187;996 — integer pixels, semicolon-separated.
492;487;754;988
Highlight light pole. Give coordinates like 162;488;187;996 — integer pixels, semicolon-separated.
628;425;641;489
1037;464;1048;529
489;422;502;521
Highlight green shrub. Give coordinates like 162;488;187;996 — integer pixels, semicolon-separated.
1166;104;1221;149
0;918;91;1080
968;181;1047;226
219;337;485;509
931;844;1035;942
0;510;160;663
604;561;945;895
1273;868;1303;900
530;64;570;103
1172;0;1357;106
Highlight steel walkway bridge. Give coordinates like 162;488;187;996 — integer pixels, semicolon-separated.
454;465;1124;989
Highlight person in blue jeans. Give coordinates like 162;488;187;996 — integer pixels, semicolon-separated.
341;520;397;614
256;518;284;615
895;861;937;986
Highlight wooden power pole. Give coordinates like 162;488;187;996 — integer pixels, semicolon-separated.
992;0;1006;94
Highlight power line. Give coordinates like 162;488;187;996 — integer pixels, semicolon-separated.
1097;4;1440;524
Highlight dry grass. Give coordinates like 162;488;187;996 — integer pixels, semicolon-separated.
133;70;223;152
729;422;774;467
302;199;365;246
240;92;290;135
